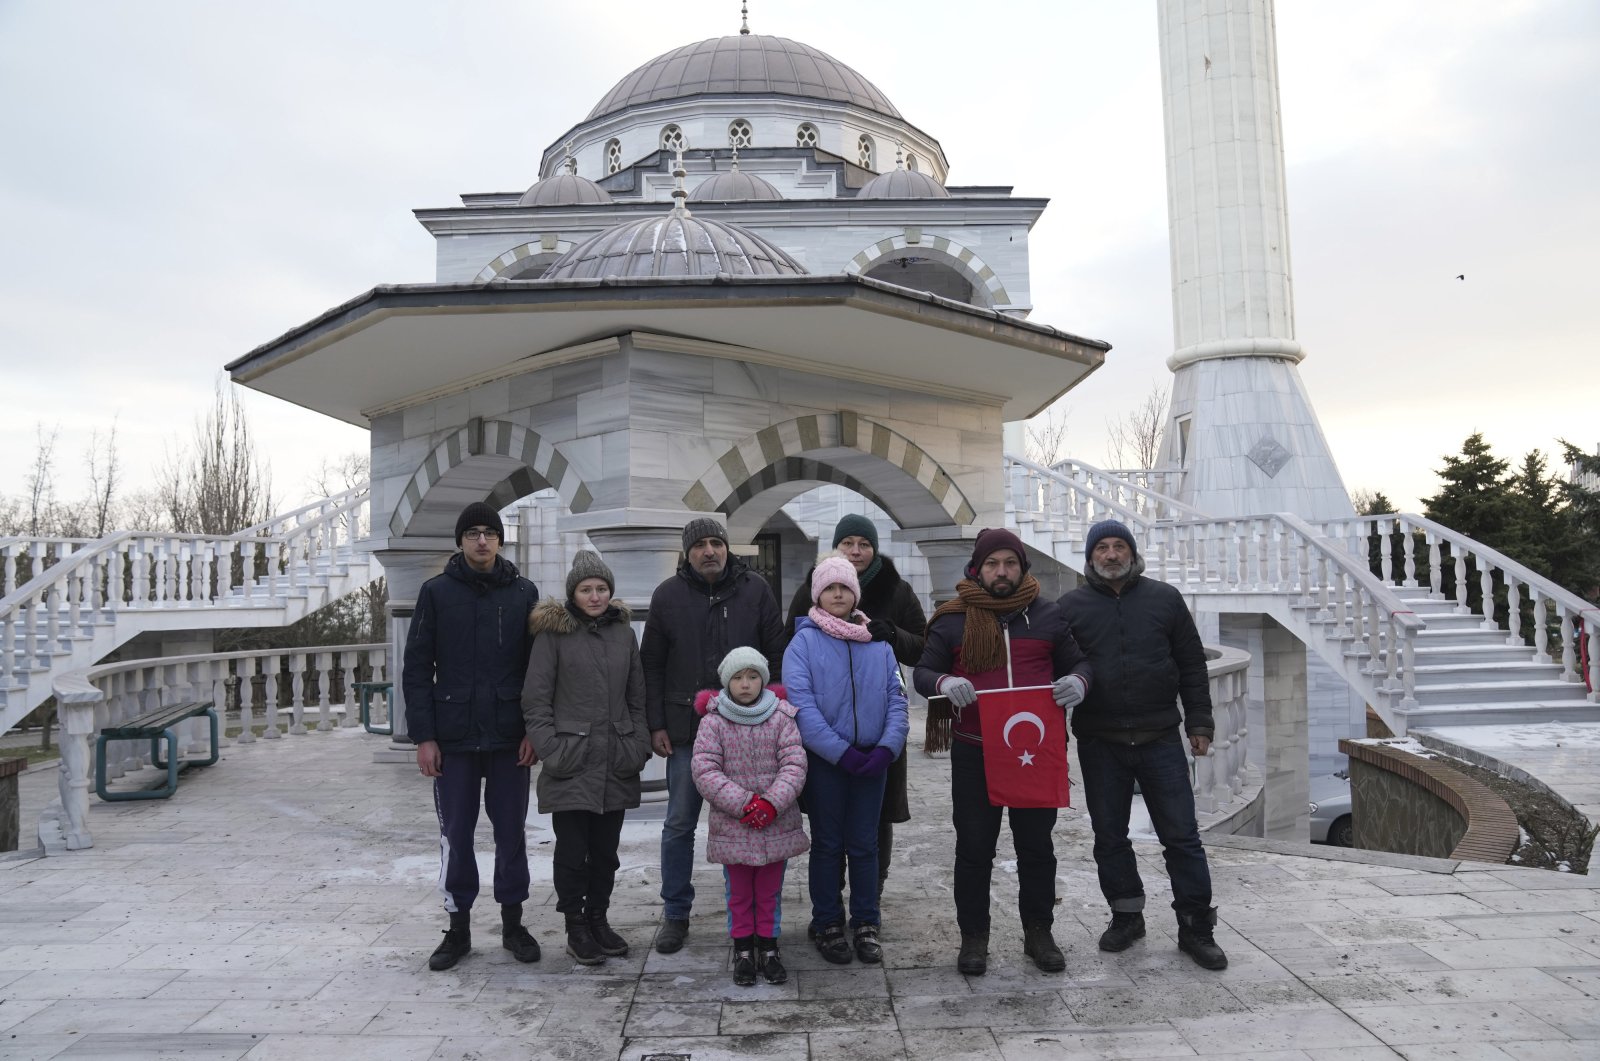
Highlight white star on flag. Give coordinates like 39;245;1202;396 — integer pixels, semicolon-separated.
1018;750;1035;766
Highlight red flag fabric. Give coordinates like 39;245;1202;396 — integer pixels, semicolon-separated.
976;686;1070;808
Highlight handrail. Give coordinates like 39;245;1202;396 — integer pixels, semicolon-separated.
236;484;369;538
1046;457;1207;521
1003;453;1162;534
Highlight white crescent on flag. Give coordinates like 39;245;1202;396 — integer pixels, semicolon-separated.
1001;711;1045;748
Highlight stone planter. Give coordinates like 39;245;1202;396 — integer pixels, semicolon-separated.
0;757;26;852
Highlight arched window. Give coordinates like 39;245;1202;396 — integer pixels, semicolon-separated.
660;124;685;152
858;134;875;169
906;154;918;172
605;138;621;175
796;122;819;148
728;119;753;148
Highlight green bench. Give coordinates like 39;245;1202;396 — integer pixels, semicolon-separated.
95;700;219;802
353;681;394;735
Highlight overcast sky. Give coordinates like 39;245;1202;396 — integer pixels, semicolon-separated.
2;0;1594;517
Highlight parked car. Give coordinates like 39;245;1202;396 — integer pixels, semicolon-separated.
1309;772;1353;847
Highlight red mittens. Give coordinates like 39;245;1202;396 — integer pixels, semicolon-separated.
740;796;776;829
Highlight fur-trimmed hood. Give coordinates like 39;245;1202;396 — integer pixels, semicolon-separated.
528;596;632;636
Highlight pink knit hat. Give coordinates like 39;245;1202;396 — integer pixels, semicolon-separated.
811;555;861;606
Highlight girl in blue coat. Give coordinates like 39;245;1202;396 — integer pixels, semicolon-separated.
783;554;908;965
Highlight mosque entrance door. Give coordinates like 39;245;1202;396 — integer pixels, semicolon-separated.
751;532;782;602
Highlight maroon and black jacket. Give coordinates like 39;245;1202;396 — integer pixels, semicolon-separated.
913;596;1092;747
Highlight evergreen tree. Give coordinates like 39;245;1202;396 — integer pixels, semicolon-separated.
1558;440;1600;602
1423;432;1517;544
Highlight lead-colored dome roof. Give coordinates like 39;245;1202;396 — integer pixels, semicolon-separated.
540;209;806;280
586;34;900;122
856;168;950;200
518;172;614;207
689;165;783;202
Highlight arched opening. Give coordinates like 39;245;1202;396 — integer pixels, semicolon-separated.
863;257;975;304
847;235;1015;312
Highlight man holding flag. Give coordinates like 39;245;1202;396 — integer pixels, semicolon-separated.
914;529;1093;976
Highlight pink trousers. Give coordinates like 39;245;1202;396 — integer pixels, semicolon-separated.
723;860;787;938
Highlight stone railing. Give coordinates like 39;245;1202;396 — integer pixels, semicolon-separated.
1004;454;1426;731
1326;512;1600;701
44;642;388;852
0;486;371;733
1;537;97;596
1046;459;1201;523
1193;644;1252;813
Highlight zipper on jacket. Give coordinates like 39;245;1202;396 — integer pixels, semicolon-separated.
848;641;859;747
1004;622;1014;688
497;605;503;647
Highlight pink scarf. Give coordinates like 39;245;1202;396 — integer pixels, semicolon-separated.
808;605;873;642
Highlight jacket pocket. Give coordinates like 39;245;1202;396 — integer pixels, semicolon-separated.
608;719;648;779
541;721;591;779
433;686;471;742
494;687;525;740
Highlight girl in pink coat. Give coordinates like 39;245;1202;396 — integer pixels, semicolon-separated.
691;646;810;986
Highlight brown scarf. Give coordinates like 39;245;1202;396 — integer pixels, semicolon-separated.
930;574;1041;676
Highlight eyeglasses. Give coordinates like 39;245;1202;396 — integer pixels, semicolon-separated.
462;529;500;541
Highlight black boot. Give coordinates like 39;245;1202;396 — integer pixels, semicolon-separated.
587;908;629;957
755;935;787;984
564;912;605;966
428;910;471;971
853;924;883;965
1176;908;1229;970
731;934;758;986
500;903;540;963
1098;911;1146;953
1022;921;1065;973
957;931;988;976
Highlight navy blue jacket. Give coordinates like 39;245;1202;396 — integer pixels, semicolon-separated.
403;553;540;753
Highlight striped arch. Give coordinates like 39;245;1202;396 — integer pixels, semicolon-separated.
474;239;578;283
388;419;594;538
846;233;1013;309
681;411;975;530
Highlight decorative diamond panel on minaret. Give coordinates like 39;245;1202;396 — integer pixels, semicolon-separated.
1248;434;1292;478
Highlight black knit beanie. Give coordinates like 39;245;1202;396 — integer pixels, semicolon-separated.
681;516;728;553
455;502;504;547
831;513;879;552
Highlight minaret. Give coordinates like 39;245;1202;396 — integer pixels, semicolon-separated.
1156;0;1352;520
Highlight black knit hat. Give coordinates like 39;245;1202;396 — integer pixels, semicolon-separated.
1085;519;1138;560
565;549;615;600
681;516;728;553
831;513;879;552
455;502;504;547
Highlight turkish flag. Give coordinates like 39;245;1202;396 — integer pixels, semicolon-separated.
976;686;1070;809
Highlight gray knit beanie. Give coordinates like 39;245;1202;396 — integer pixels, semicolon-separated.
565;549;615;600
718;646;770;688
681;516;728;554
831;513;879;552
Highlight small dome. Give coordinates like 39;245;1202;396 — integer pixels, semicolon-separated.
541;211;806;280
689;168;782;202
518;172;613;208
856;168;950;200
587;34;900;122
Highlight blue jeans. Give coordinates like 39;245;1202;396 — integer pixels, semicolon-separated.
659;744;704;919
804;751;887;930
1077;734;1213;917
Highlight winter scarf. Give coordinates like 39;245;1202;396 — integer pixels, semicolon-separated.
929;573;1042;674
807;606;873;643
856;554;885;591
714;687;779;726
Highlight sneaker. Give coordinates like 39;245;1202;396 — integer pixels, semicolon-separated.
1176;908;1228;970
1098;911;1146;953
756;935;787;984
810;921;852;965
956;932;988;976
654;917;690;955
501;924;541;963
564;914;605;966
1022;921;1065;972
428;925;471;971
853;924;883;965
732;935;757;986
586;911;629;957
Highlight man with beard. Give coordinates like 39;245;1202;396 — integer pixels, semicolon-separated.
643;517;786;954
404;501;542;971
1058;519;1227;970
913;528;1092;976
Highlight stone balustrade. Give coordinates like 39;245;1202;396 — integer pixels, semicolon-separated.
43;642;388;851
1193;644;1253;814
1;537;97;597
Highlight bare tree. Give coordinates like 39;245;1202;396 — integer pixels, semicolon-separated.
83;417;122;537
160;380;275;534
1105;381;1169;470
24;423;60;535
1025;407;1072;467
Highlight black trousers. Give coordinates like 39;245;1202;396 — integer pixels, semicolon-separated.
551;809;625;915
433;748;530;914
950;740;1059;935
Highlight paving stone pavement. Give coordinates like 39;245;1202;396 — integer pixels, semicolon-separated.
2;724;1598;1060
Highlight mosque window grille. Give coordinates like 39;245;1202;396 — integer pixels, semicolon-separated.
661;124;685;152
728;119;753;148
605;138;621;175
796;122;819;148
858;134;875;169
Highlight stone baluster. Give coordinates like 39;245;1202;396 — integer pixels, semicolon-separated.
1398;624;1419;710
2;543;15;595
47;686;97;851
1531;592;1552;664
262;656;282;738
235;658;256;744
1192;744;1215;813
128;541;147;606
1313;553;1332;622
1449;547;1470;614
210;661;230;747
1332;569;1351;637
1364;598;1383;675
340;650;359;727
1232;675;1249;796
183;542;199;603
1478;554;1498;631
1374;518;1393;583
44;583;63;653
288;652;309;735
1398;518;1418;587
317;651;335;731
0;612;14;689
1425;533;1442;599
1558;609;1579;683
1587;618;1600;704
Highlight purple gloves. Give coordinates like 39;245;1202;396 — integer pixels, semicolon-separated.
837;747;869;775
838;746;894;777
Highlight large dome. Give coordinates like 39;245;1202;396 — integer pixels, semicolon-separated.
541;210;806;280
586;34;900;122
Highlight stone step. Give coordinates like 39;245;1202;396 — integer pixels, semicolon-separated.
1399;699;1600;728
1410;661;1568;686
1409;679;1589;707
1408;643;1537;665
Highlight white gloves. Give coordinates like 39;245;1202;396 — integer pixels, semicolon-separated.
939;675;978;708
1052;674;1086;709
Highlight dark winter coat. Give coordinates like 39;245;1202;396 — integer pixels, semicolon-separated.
913;596;1091;748
1057;561;1214;743
640;555;786;746
521;599;651;814
402;553;539;754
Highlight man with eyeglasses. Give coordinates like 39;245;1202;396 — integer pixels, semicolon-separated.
404;501;542;971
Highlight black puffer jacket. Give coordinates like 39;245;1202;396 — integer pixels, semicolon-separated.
402;554;540;753
641;555;785;746
786;554;927;667
1056;557;1213;743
